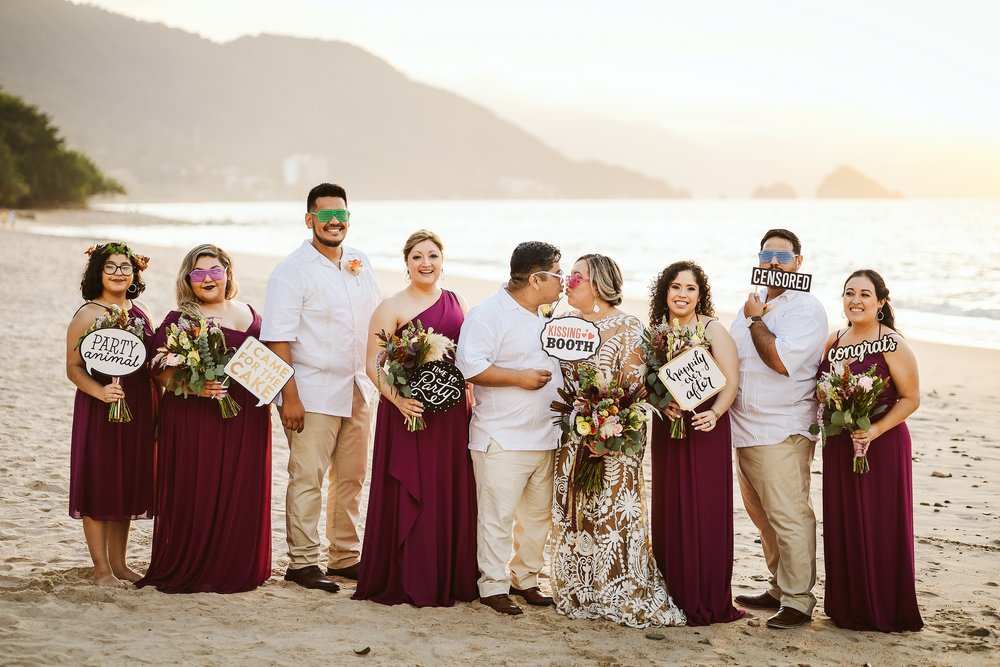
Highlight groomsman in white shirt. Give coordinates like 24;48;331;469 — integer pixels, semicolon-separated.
456;241;564;616
261;183;380;593
728;228;828;629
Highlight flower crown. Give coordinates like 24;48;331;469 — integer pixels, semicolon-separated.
85;242;150;271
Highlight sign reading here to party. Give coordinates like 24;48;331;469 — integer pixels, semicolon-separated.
541;316;600;361
224;337;294;406
79;328;147;377
657;346;727;411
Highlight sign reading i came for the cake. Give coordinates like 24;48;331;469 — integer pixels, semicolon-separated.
224;336;295;406
750;268;813;292
409;360;466;413
79;328;147;377
827;334;898;364
656;346;727;411
540;316;600;361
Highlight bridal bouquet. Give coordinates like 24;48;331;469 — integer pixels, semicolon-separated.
809;363;889;474
152;315;241;419
76;304;146;423
551;364;647;495
375;320;455;431
641;317;708;438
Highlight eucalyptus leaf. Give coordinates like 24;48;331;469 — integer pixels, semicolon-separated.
856;416;871;431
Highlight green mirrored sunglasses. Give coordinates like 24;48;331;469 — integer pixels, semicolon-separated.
310;208;350;223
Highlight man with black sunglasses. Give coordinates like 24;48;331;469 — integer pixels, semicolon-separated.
728;228;828;629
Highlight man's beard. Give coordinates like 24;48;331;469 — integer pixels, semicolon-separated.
314;230;343;248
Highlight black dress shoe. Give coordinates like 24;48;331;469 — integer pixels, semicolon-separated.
326;562;360;580
480;594;523;616
509;586;554;606
766;606;812;629
734;591;781;610
284;565;340;592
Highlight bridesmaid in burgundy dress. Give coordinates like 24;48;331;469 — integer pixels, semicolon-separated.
819;269;922;632
66;242;157;588
648;261;745;625
353;230;478;607
137;244;271;594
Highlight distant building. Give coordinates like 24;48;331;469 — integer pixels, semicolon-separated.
283;154;330;187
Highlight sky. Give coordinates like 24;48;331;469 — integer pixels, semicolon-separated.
70;1;1000;196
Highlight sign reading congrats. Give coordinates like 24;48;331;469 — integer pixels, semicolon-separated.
750;268;813;292
657;347;727;411
224;337;295;406
541;316;600;361
79;329;147;377
410;361;465;413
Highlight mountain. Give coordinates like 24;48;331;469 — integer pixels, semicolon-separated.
816;165;902;199
0;0;687;201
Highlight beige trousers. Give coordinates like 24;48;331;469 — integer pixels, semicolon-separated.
735;434;817;615
284;386;373;570
471;441;554;598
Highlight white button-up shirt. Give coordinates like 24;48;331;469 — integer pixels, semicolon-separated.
260;241;381;417
728;287;828;448
456;286;561;452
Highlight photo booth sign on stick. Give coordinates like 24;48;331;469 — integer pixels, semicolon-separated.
656;346;727;411
541;316;600;361
409;361;465;413
224;337;294;407
79;328;147;377
750;268;813;292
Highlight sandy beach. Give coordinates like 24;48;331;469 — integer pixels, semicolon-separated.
1;211;998;666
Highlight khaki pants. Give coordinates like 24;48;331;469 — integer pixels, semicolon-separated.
284;386;373;570
735;434;817;615
471;441;554;598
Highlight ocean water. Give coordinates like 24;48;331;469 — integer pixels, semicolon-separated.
38;199;1000;349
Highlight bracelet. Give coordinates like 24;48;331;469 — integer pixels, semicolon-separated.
708;408;718;419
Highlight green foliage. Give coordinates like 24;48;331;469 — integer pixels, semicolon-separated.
0;88;124;208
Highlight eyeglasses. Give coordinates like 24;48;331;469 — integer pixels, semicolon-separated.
758;250;797;264
530;270;565;284
566;274;590;289
310;209;350;223
103;263;134;276
188;267;227;282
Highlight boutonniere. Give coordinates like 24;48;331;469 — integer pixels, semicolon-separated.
346;258;363;277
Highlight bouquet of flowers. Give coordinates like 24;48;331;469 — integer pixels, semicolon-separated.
809;363;889;474
76;304;146;423
641;317;708;438
551;364;648;495
151;315;241;419
375;320;455;431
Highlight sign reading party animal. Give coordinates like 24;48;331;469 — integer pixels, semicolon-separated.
409;361;465;413
827;334;898;364
79;328;147;377
750;268;813;292
541;316;600;361
224;337;295;407
656;346;727;411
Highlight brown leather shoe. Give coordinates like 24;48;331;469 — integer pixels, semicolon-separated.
480;594;523;616
734;590;781;610
284;565;340;593
326;562;360;580
766;606;812;629
509;586;554;606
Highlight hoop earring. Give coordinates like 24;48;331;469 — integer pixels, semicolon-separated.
440;268;445;281
127;283;138;295
841;311;846;319
877;309;884;321
405;270;411;282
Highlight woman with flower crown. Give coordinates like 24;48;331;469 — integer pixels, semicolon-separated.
647;260;744;625
551;253;685;628
136;244;271;594
66;242;157;588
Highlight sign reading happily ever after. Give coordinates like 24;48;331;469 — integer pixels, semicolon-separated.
79;328;147;377
750;268;813;292
409;360;465;413
657;346;727;411
224;337;295;406
541;316;600;361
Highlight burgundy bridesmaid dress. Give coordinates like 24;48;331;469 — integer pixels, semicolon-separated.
353;290;479;607
137;308;271;594
69;305;157;521
819;343;923;632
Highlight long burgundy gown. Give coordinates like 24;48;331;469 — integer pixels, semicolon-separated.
651;390;745;626
136;308;271;594
69;304;157;521
353;290;479;607
819;339;923;632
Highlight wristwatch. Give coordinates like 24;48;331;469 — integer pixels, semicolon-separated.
746;315;763;328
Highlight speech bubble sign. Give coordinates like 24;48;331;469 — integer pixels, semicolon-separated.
224;337;295;407
409;361;465;413
750;267;813;292
657;346;727;412
79;328;147;377
540;315;600;361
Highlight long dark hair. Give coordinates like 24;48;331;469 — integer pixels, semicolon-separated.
649;260;714;325
844;269;897;332
79;243;147;301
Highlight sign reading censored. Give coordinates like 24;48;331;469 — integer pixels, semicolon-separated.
750;267;813;292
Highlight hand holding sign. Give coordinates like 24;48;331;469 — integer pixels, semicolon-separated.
78;328;147;423
224;337;294;407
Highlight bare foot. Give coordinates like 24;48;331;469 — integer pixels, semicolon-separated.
94;572;126;589
111;566;142;583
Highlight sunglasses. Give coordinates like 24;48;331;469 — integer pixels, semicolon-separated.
566;274;590;289
758;250;797;264
310;209;350;223
530;270;565;284
189;267;226;283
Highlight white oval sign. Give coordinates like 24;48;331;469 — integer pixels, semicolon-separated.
540;315;600;361
79;328;147;377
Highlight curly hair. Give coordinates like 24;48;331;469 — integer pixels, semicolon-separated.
79;243;147;301
649;260;714;325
